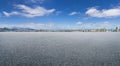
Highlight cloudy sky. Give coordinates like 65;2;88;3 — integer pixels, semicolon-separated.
0;0;120;29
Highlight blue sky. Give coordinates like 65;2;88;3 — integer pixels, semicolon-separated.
0;0;120;29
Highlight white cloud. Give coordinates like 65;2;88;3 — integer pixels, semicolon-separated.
0;21;119;30
76;21;82;25
3;11;19;17
27;0;45;4
0;23;56;29
31;0;43;3
69;12;79;16
86;7;120;18
75;21;118;29
3;4;55;18
55;11;62;15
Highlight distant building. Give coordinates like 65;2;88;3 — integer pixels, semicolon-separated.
116;27;119;32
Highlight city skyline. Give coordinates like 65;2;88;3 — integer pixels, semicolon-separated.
0;0;120;29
